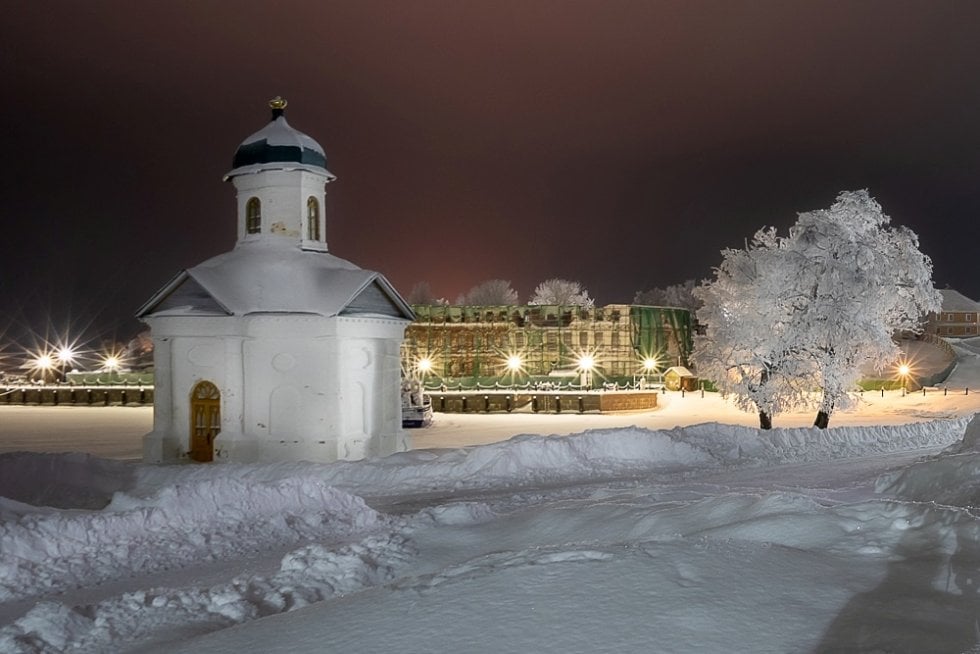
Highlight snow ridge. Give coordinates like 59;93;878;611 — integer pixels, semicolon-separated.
120;419;969;504
0;533;416;654
0;478;384;602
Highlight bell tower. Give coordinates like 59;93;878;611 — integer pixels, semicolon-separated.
224;97;336;252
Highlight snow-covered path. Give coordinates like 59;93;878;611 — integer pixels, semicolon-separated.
947;336;980;390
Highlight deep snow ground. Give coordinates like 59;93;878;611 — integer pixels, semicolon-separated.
3;417;980;653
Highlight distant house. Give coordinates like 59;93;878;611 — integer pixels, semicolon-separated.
663;366;697;392
925;289;980;338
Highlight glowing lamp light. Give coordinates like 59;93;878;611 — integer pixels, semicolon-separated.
56;347;76;364
417;357;434;374
506;354;523;372
103;356;122;372
577;354;596;372
898;364;911;377
35;354;54;371
642;357;657;372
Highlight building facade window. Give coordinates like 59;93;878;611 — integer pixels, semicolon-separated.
307;196;320;240
246;197;261;234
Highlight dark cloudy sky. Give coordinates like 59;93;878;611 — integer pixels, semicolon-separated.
2;1;980;356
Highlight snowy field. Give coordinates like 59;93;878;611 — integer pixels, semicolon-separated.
3;337;980;653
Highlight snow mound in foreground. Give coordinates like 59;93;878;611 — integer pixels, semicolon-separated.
877;413;980;507
0;478;384;602
124;418;971;502
0;533;417;654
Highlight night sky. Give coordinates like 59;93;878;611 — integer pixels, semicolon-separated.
3;2;980;359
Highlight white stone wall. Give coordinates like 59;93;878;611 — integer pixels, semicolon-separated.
232;170;329;252
143;313;409;464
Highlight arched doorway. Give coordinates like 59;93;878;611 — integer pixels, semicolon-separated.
190;381;221;462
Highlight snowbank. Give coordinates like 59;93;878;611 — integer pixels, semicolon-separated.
125;418;971;503
876;413;980;508
0;478;385;602
0;533;417;654
1;417;976;653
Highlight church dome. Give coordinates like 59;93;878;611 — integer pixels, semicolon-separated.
225;97;334;180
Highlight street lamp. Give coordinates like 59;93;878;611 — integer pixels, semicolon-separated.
504;353;524;384
101;354;123;382
55;346;76;383
416;356;434;381
30;352;54;383
898;363;911;396
577;353;596;390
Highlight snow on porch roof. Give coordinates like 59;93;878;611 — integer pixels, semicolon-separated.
137;245;414;320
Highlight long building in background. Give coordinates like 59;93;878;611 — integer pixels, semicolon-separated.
402;304;693;386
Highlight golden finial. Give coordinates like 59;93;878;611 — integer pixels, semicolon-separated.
269;96;288;110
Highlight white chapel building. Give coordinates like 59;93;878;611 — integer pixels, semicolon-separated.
138;98;414;464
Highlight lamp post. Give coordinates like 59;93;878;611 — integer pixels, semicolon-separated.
642;357;657;388
898;364;910;396
55;346;75;383
577;353;595;390
416;356;434;384
102;354;122;383
33;353;54;384
505;354;523;385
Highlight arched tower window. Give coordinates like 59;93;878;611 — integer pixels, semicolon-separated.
307;196;320;241
246;197;261;234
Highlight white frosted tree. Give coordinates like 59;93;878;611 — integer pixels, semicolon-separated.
784;190;941;428
407;281;437;305
693;228;817;429
634;279;700;312
457;279;520;306
529;278;594;307
694;190;940;429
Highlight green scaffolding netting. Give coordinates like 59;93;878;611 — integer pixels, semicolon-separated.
629;306;693;367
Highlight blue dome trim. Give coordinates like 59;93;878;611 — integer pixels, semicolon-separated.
232;140;327;169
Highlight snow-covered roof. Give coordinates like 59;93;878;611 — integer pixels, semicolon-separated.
664;366;695;377
137;243;413;320
224;99;335;181
939;288;980;312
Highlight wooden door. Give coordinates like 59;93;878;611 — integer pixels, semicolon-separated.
190;381;220;462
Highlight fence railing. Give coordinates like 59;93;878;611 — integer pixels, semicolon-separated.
0;385;153;406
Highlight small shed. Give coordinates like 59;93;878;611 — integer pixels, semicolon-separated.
664;366;698;391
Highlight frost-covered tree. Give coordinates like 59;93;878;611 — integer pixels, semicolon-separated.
529;278;594;307
694;190;940;430
784;190;941;428
634;279;700;312
457;279;520;306
407;281;443;305
693;228;817;429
